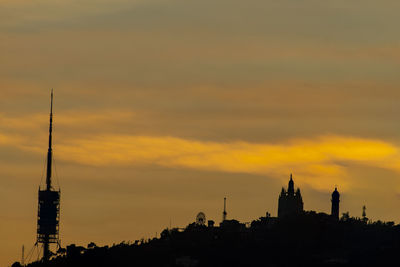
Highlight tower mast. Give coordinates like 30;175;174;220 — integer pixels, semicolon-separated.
43;89;53;260
46;89;53;191
37;90;60;263
21;245;24;266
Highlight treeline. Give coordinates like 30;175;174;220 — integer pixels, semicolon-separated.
13;212;400;266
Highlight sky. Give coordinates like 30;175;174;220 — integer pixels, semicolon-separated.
1;0;400;265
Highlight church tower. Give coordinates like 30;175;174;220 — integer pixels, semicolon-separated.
331;187;340;220
278;174;304;218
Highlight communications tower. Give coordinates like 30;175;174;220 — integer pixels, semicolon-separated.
36;90;61;261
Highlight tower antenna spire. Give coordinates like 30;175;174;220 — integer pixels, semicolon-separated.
37;89;60;262
21;245;24;266
46;89;53;191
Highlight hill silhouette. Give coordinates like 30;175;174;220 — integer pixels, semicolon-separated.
15;211;400;267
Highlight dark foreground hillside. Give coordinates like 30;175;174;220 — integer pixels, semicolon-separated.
16;212;400;267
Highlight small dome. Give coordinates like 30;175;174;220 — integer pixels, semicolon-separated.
332;187;340;197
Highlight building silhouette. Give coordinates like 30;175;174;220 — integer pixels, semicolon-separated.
331;187;340;220
278;174;303;218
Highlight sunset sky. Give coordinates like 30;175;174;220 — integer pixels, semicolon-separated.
2;0;400;265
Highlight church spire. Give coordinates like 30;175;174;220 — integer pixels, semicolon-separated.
288;173;294;195
278;173;304;218
45;89;53;191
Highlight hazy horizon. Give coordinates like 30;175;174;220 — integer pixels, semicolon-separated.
2;0;400;265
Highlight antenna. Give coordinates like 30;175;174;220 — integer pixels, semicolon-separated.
46;89;53;191
37;90;61;262
222;197;227;222
22;245;24;266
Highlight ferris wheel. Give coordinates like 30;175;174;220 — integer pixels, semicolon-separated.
195;212;206;226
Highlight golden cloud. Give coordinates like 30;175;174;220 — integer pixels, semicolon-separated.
52;135;400;189
35;135;400;191
1;112;400;192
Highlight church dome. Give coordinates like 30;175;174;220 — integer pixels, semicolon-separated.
332;187;340;198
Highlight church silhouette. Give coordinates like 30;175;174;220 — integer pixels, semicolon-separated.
278;174;304;218
278;174;340;219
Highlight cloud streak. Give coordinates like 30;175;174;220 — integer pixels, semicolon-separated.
53;135;398;191
1;113;399;191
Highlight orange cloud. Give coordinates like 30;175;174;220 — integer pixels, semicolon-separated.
1;112;400;192
48;135;400;190
40;135;400;191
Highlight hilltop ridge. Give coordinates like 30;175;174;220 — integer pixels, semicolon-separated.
16;211;400;267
